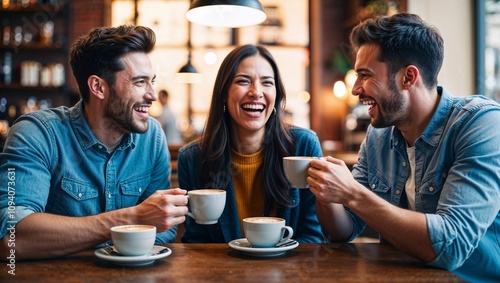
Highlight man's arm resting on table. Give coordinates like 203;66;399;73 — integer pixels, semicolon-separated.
345;186;437;263
309;157;436;263
0;189;188;260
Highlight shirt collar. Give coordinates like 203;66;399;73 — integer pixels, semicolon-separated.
419;86;454;147
69;100;136;151
390;86;454;148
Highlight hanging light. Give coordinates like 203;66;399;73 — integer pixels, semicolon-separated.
176;4;202;85
175;56;202;84
186;0;267;28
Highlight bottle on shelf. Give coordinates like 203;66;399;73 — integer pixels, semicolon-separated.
3;52;12;85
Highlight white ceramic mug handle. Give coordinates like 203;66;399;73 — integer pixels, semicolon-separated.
185;195;195;220
278;226;293;244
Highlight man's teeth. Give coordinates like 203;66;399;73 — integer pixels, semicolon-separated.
361;99;376;106
135;106;149;112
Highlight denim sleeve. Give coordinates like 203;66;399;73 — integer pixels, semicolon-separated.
347;131;370;241
0;206;35;239
426;107;500;270
155;225;177;244
0;118;54;239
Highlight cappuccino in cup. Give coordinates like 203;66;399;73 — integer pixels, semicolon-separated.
110;225;156;256
243;217;293;248
187;189;226;225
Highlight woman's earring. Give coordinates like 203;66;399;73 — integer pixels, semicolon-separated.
223;105;226;113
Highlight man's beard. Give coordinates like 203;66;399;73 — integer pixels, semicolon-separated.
103;87;149;134
371;77;407;128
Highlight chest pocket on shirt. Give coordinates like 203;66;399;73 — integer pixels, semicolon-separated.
57;178;100;215
119;176;151;207
417;169;447;213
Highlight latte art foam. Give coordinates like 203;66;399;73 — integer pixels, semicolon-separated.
189;189;225;195
244;217;282;223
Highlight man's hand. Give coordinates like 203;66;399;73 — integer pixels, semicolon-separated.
133;188;189;232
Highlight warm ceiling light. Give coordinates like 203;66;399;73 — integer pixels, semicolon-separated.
186;0;267;28
333;80;347;98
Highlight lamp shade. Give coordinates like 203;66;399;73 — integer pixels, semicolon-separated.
186;0;267;28
175;61;202;84
179;61;198;74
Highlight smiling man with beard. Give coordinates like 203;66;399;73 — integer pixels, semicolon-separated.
308;13;500;282
0;25;188;260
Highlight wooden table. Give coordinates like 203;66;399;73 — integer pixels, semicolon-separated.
1;243;465;282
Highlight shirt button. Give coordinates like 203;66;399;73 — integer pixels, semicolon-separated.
108;193;112;198
402;162;407;167
98;145;103;149
371;184;376;189
78;193;82;198
395;189;401;195
429;187;434;192
442;173;447;178
138;188;142;193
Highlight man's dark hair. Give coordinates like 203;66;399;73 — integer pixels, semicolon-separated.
350;13;444;89
70;25;156;102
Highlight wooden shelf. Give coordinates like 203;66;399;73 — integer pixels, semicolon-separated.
0;83;67;91
0;3;63;13
0;43;64;51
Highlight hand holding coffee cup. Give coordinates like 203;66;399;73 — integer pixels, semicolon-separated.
243;217;293;248
187;189;226;225
283;156;317;188
110;225;156;256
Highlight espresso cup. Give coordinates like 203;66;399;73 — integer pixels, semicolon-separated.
283;156;317;188
243;217;293;248
187;189;226;225
110;225;156;256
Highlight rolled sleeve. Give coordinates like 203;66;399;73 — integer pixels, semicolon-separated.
155;226;177;244
426;213;463;269
0;206;35;239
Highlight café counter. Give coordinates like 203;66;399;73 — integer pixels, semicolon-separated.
1;243;465;282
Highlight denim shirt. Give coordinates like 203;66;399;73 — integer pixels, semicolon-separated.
350;87;500;282
177;127;325;244
0;101;176;243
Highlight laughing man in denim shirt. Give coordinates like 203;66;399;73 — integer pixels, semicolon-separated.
309;14;500;282
0;25;188;260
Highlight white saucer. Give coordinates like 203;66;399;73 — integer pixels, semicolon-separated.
94;245;172;266
228;238;299;257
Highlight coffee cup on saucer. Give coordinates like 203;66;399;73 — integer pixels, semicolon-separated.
187;189;226;225
110;225;156;256
243;217;293;248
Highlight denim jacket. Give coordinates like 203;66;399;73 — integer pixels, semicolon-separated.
177;127;325;243
350;87;500;282
0;101;176;243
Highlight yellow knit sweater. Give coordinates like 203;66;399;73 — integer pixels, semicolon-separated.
231;148;266;226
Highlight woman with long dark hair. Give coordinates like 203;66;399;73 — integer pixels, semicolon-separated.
177;44;324;243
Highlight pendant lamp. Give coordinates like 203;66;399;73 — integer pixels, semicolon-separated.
186;0;267;28
175;6;202;85
175;55;202;84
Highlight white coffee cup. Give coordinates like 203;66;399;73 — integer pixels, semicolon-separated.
110;225;156;256
283;156;317;188
187;189;226;225
243;217;293;248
